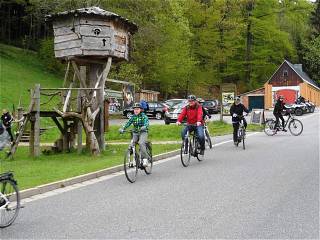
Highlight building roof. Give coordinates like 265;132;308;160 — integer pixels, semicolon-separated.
239;87;265;96
46;6;138;33
138;90;160;94
284;60;319;90
267;60;320;90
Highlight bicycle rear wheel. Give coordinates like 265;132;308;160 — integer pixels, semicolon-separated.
0;179;20;228
144;143;153;175
196;138;205;161
180;138;191;167
288;119;303;136
205;129;212;149
124;149;138;183
264;120;277;136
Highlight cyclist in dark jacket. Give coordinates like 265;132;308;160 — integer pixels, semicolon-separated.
273;95;287;132
197;98;211;121
230;97;249;145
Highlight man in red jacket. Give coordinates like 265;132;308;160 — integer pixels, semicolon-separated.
176;95;205;155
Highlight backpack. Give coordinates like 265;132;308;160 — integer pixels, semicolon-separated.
140;100;149;111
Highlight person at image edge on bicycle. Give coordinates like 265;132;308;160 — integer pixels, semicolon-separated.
176;95;205;155
230;97;249;145
273;95;287;132
197;98;211;121
119;103;150;167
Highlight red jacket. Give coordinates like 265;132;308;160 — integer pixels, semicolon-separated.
177;103;203;125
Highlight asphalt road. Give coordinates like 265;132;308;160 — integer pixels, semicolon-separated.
1;113;319;239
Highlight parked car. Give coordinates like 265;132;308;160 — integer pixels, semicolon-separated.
164;99;186;107
202;100;219;114
123;102;167;119
164;102;188;124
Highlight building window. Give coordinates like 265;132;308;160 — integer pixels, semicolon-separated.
283;70;288;77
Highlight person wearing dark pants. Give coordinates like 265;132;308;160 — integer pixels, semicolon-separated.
1;109;14;142
273;95;287;132
230;97;249;145
176;95;205;155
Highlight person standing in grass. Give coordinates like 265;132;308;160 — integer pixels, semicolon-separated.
1;109;14;142
119;103;150;167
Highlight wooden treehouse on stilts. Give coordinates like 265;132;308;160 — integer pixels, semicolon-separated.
8;7;137;158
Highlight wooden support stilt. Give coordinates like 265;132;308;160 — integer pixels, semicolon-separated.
29;117;35;157
62;119;69;152
98;57;112;150
33;84;41;157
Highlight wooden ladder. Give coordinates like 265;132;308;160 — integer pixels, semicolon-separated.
7;115;30;158
7;95;35;158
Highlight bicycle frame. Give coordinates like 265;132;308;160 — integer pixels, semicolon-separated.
126;130;150;167
275;113;293;129
184;127;199;157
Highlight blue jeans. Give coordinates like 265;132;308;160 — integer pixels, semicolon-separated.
181;125;205;150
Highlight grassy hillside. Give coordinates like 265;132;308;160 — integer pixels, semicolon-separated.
0;43;63;111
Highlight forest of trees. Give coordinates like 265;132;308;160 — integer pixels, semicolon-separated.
0;0;319;98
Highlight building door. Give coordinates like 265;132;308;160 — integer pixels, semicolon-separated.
276;89;297;104
248;96;264;111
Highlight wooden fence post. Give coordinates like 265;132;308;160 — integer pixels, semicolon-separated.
33;84;40;157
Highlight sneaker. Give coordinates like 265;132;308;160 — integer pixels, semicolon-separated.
234;141;237;146
282;129;287;132
142;158;148;167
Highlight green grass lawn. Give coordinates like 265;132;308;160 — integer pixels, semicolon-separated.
0;144;180;190
0;43;63;111
37;120;263;143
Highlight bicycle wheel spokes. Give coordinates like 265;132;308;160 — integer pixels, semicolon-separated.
289;119;303;136
0;179;20;228
264;120;276;136
124;150;138;183
180;139;191;167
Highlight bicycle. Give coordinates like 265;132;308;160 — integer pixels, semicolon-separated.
235;116;246;150
122;129;152;183
0;171;20;228
264;111;303;136
180;124;205;167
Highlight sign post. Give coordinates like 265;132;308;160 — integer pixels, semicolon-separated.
220;83;237;121
250;109;265;125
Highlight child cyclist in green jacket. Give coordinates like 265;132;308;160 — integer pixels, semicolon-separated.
119;102;149;167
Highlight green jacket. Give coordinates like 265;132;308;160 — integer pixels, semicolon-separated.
123;112;149;132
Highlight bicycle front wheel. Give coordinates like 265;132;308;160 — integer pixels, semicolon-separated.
288;119;303;136
242;134;246;150
0;179;20;228
264;120;277;136
144;144;153;175
124;149;138;183
180;138;191;167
